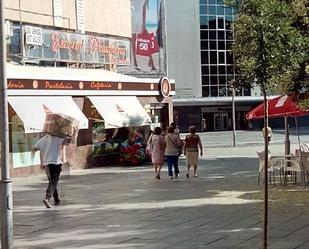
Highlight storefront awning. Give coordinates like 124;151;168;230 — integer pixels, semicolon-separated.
8;96;88;133
88;96;151;129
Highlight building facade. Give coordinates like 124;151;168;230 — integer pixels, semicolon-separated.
164;0;263;132
4;0;175;176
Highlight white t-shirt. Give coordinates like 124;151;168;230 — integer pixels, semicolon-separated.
34;134;64;166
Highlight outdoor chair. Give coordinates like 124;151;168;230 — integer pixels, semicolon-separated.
284;154;305;186
300;151;309;185
257;151;284;186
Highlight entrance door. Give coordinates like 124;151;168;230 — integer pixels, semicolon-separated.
214;113;228;131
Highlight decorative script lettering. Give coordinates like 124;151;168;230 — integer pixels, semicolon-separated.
90;82;113;90
88;36;126;55
8;81;25;89
52;32;84;52
45;81;73;89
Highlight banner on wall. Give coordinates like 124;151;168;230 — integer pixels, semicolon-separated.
130;0;162;71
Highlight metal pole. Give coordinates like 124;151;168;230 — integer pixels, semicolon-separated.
284;116;290;155
0;0;14;248
232;87;236;147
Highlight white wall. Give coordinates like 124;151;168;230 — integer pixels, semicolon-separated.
165;0;202;98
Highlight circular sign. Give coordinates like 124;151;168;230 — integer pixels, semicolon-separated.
159;77;170;98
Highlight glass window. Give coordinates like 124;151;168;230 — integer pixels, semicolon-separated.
226;66;233;74
218;31;225;40
201;40;209;49
218;51;225;64
225;7;234;15
219;76;226;85
208;16;216;29
210;51;217;64
226;51;233;64
219;66;226;74
211;85;218;96
217;6;225;15
209;31;216;39
209;0;216;4
226;30;233;40
202;86;210;97
202;66;210;74
200;31;208;39
201;51;209;64
219;86;227;96
200;16;209;29
210;76;218;85
200;0;207;4
218;40;225;50
226;40;233;49
202;75;209;84
225;16;233;30
210;66;217;74
210;41;217;49
200;5;207;15
217;17;225;30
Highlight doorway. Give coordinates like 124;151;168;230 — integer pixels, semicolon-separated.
214;112;228;131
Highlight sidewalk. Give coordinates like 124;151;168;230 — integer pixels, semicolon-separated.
9;154;309;248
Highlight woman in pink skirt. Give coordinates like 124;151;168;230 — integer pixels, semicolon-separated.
147;126;165;179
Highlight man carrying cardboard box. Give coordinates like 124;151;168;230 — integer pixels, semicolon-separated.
31;134;70;208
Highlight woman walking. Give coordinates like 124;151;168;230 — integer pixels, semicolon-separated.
147;126;165;179
184;125;203;178
164;126;183;179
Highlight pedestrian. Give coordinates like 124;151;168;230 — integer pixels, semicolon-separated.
164;126;183;179
170;122;183;175
184;125;203;178
262;126;273;144
31;134;69;208
147;127;165;179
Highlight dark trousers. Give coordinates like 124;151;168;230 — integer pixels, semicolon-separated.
166;155;179;177
44;164;62;200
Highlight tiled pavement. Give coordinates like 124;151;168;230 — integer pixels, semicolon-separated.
4;130;309;248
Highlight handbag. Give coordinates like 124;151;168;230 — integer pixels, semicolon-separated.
136;32;159;56
168;135;183;156
146;135;153;157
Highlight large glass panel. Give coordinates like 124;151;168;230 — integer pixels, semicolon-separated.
225;7;234;15
210;51;217;64
226;30;233;40
217;17;225;30
210;76;218;85
219;65;226;74
200;30;208;39
209;31;216;39
219;76;226;85
202;86;210;97
200;0;207;4
218;30;225;39
200;16;209;29
211;85;218;96
200;5;207;15
202;66;210;74
225;16;233;30
226;40;233;49
201;40;209;49
218;51;225;64
201;51;209;64
210;40;217;49
219;86;227;96
226;51;233;64
226;66;233;74
218;40;225;50
217;5;225;15
202;75;210;84
208;16;216;29
210;65;217;74
209;0;216;4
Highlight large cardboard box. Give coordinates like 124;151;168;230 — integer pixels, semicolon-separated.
43;113;78;138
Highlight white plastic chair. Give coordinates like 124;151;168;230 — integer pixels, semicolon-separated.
284;154;305;186
257;151;284;186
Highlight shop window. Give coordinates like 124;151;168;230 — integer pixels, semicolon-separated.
226;30;233;40
226;51;233;64
200;16;209;29
210;75;218;85
208;5;216;16
200;5;207;15
219;86;227;96
219;76;226;85
225;16;233;30
226;66;233;74
217;17;225;30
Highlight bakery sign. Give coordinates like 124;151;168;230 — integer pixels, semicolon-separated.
22;25;130;65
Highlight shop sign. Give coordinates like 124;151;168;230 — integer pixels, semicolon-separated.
22;25;130;65
159;77;171;98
